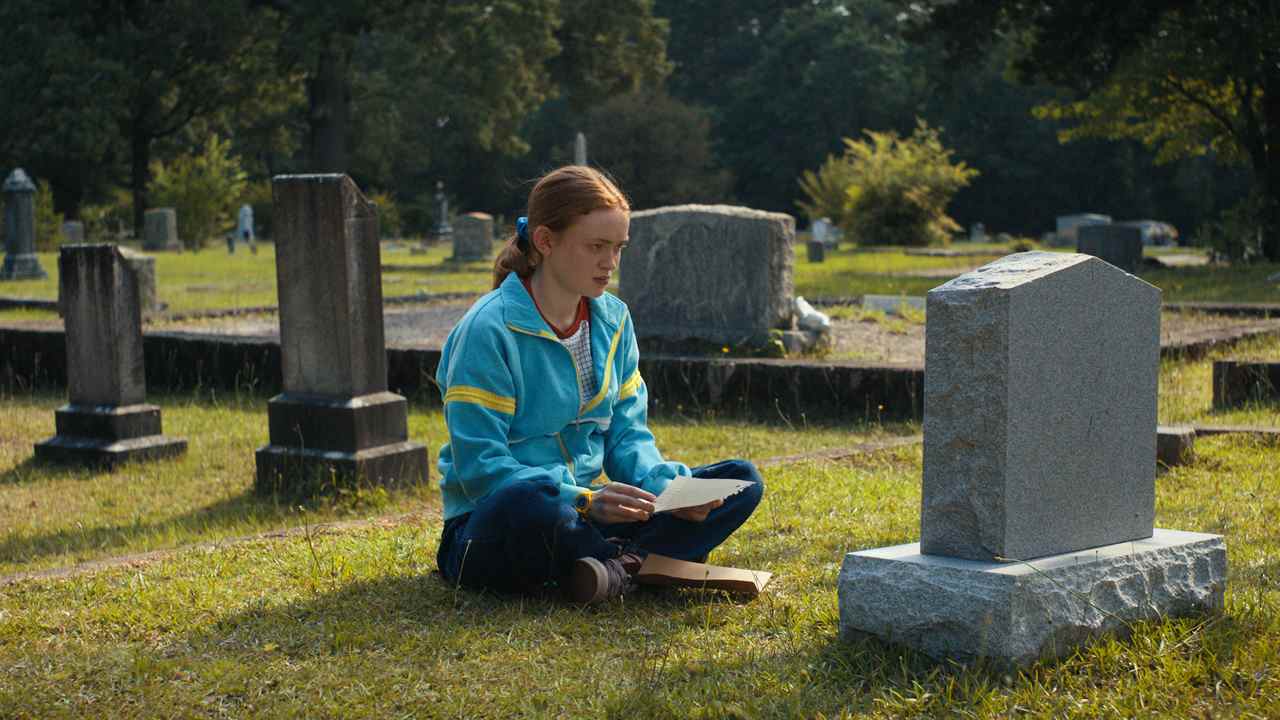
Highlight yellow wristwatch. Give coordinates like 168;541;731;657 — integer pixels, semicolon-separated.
574;491;594;519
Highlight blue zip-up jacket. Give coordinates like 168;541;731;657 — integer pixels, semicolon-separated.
436;272;689;521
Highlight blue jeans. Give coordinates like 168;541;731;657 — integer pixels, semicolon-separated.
436;459;764;595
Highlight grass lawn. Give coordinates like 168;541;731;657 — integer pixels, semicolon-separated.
3;239;1276;327
1;338;1278;716
0;242;493;321
792;240;1280;303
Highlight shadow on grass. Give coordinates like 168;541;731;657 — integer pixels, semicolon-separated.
0;456;93;485
0;485;374;568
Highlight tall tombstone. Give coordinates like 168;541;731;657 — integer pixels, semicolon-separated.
837;252;1227;667
255;174;429;497
142;208;181;251
621;205;795;346
1;168;48;280
452;212;494;261
574;131;588;166
34;244;186;467
1078;223;1143;274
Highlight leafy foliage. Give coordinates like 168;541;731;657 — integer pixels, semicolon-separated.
580;90;732;210
917;0;1280;259
148;136;247;251
32;180;65;252
799;121;977;246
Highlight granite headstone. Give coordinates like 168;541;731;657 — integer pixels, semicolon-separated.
621;205;795;345
838;252;1227;667
255;174;429;497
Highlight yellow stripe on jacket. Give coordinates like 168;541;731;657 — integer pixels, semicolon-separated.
618;370;643;401
444;385;516;415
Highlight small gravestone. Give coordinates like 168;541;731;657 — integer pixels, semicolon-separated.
574;131;588;166
1;168;48;280
143;208;181;251
1055;213;1111;247
838;252;1226;667
811;218;834;248
34;244;186;467
968;222;986;243
255;174;429;497
451;212;494;262
1157;425;1196;467
1213;360;1280;408
806;240;825;263
622;205;795;347
62;221;85;244
1078;224;1143;274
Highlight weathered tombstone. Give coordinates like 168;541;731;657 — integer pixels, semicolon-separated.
255;174;429;497
62;220;85;244
838;252;1226;667
1;168;48;280
1157;425;1196;467
574;131;588;166
143;208;181;251
968;222;986;243
34;244;186;467
1213;360;1280;408
1054;213;1111;247
622;205;795;347
452;212;494;262
806;239;825;263
1078;223;1143;274
237;204;257;254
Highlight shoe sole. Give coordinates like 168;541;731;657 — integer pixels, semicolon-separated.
567;557;608;604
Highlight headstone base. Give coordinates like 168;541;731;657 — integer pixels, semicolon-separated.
254;441;429;497
838;529;1226;668
35;433;187;468
255;391;429;496
34;403;186;468
0;253;47;280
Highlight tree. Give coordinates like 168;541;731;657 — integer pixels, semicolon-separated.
578;91;732;210
917;0;1280;260
656;0;928;214
148;135;248;251
799;121;977;246
0;0;285;236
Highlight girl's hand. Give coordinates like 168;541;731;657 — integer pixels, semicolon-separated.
670;499;723;523
588;483;657;524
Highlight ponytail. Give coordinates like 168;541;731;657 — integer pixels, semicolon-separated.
492;233;540;289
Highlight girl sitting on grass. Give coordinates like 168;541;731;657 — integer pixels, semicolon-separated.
434;165;764;604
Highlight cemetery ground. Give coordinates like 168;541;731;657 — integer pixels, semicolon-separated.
1;331;1278;716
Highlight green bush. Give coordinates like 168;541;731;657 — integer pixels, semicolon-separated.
799;120;977;247
367;190;403;239
1196;192;1265;263
80;187;135;243
33;179;65;251
148;135;247;251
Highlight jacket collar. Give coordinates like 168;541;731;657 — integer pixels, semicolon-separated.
500;272;621;338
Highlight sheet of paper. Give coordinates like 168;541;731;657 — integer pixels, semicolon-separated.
652;475;754;513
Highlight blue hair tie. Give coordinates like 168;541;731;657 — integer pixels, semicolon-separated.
516;216;529;247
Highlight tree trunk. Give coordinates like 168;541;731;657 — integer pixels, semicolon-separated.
307;43;351;172
131;129;150;240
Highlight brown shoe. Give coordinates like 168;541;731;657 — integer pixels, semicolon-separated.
566;553;641;604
